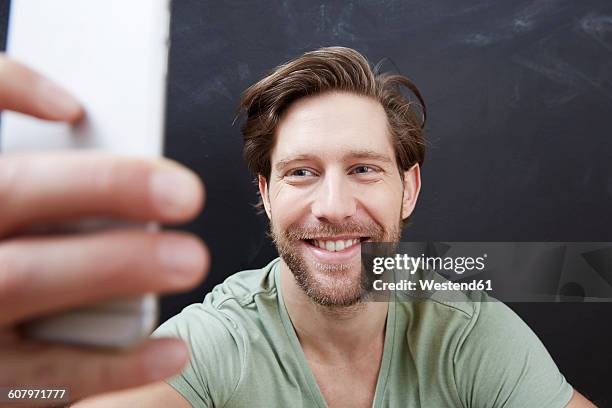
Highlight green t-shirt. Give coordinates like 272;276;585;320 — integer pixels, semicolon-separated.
152;258;574;408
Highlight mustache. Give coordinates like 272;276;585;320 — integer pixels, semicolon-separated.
282;220;384;241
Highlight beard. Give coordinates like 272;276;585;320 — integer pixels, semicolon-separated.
271;216;402;308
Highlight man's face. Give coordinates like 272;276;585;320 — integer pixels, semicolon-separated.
259;92;420;307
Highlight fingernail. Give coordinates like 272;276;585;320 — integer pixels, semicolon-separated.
158;235;205;284
150;167;202;218
37;77;83;119
144;339;189;381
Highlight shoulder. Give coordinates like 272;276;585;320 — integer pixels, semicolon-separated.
155;258;279;343
452;291;550;361
451;293;573;408
203;258;279;309
396;290;572;408
152;258;281;407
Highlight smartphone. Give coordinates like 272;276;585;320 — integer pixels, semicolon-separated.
0;0;171;348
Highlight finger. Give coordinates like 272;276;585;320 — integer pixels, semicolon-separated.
0;152;205;237
1;337;190;403
0;54;83;122
0;230;208;326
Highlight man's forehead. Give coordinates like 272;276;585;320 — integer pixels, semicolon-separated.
271;92;395;165
276;92;387;132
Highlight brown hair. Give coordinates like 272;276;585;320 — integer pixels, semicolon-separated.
237;46;427;212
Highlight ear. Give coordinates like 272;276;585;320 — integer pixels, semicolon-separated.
258;174;272;219
401;163;421;220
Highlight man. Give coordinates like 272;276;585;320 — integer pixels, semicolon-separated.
74;47;595;407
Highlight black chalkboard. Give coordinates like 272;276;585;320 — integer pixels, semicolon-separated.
160;1;612;402
2;0;611;404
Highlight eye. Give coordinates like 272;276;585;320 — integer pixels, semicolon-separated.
351;165;378;174
286;168;316;177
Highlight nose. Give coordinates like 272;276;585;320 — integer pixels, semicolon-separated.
311;170;357;223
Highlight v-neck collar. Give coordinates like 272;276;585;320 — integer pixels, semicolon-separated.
274;262;397;408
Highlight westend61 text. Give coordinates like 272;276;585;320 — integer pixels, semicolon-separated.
373;279;493;292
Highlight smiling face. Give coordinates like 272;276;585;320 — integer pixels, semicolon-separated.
259;92;420;307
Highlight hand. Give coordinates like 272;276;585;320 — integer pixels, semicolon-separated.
0;55;208;405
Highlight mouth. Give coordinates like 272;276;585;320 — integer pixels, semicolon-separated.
300;236;370;264
303;236;370;252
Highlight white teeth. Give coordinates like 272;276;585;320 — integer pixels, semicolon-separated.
312;238;360;252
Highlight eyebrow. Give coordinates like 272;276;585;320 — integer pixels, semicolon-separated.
274;149;394;173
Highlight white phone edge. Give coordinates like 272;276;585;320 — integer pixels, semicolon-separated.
1;0;172;348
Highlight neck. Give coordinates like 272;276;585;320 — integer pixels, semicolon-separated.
279;259;389;363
